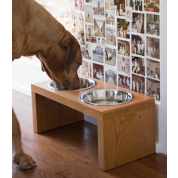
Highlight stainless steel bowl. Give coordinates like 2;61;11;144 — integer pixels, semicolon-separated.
48;78;97;91
80;89;134;105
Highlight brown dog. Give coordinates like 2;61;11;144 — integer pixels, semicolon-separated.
12;0;82;169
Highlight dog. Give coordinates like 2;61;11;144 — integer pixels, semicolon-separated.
12;0;82;169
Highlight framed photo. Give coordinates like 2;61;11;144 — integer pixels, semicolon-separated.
117;18;130;39
85;5;93;23
93;0;105;19
132;74;145;94
146;37;160;59
76;27;85;45
74;10;84;28
92;44;104;63
114;0;125;17
146;59;160;80
131;34;145;56
132;13;145;34
126;0;143;11
74;0;84;11
81;60;92;77
144;0;160;13
146;14;160;36
125;7;132;22
147;78;160;101
106;26;116;46
118;39;130;56
93;63;104;81
117;55;130;75
132;56;145;76
85;24;97;43
118;74;131;90
94;19;105;37
105;66;117;85
105;11;116;26
105;46;116;66
85;0;92;4
105;0;114;11
81;43;92;60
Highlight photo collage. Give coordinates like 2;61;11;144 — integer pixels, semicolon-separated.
33;0;161;101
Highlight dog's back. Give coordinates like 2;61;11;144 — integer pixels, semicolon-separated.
12;0;65;60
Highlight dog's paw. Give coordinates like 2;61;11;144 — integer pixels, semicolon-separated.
13;153;36;170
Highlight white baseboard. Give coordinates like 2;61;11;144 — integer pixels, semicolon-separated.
12;82;31;96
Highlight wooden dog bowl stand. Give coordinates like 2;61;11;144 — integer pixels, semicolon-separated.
31;75;155;171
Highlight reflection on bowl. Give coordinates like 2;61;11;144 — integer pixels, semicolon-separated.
48;78;97;91
80;89;134;106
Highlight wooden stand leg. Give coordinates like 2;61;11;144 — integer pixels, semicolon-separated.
97;107;155;171
32;92;84;133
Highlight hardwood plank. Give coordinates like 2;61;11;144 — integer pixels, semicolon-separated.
138;154;167;176
12;145;74;178
12;167;26;178
107;161;167;178
13;105;119;178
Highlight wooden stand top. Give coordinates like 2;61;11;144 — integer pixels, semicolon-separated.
31;74;155;121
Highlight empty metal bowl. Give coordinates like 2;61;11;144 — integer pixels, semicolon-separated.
48;78;97;91
80;89;134;105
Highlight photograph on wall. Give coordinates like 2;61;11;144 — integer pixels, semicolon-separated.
105;0;114;11
132;13;145;34
144;0;160;12
114;0;125;17
81;60;92;77
106;26;116;46
146;14;160;36
74;10;84;27
126;0;143;11
117;18;130;39
76;27;85;45
85;24;97;43
105;66;117;85
97;37;102;45
93;63;104;81
117;55;130;75
85;0;92;3
101;38;105;44
147;78;160;101
118;40;130;56
85;5;93;23
146;37;160;59
118;74;130;90
81;43;92;59
74;0;84;11
105;46;116;66
93;0;105;19
94;19;105;37
146;59;160;80
105;10;115;26
132;74;145;94
132;56;145;76
125;7;132;22
92;44;104;63
131;34;145;56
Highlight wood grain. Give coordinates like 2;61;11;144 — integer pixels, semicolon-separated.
12;90;166;178
31;75;156;170
32;93;84;133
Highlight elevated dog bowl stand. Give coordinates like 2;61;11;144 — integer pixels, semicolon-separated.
31;75;155;171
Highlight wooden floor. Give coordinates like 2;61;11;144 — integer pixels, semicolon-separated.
12;90;167;178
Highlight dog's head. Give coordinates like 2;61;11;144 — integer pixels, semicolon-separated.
39;31;82;90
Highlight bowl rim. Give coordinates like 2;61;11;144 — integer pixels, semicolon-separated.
47;78;97;91
80;89;135;106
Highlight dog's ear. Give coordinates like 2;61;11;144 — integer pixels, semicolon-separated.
61;33;78;74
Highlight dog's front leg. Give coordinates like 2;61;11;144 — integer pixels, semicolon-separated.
12;109;36;169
